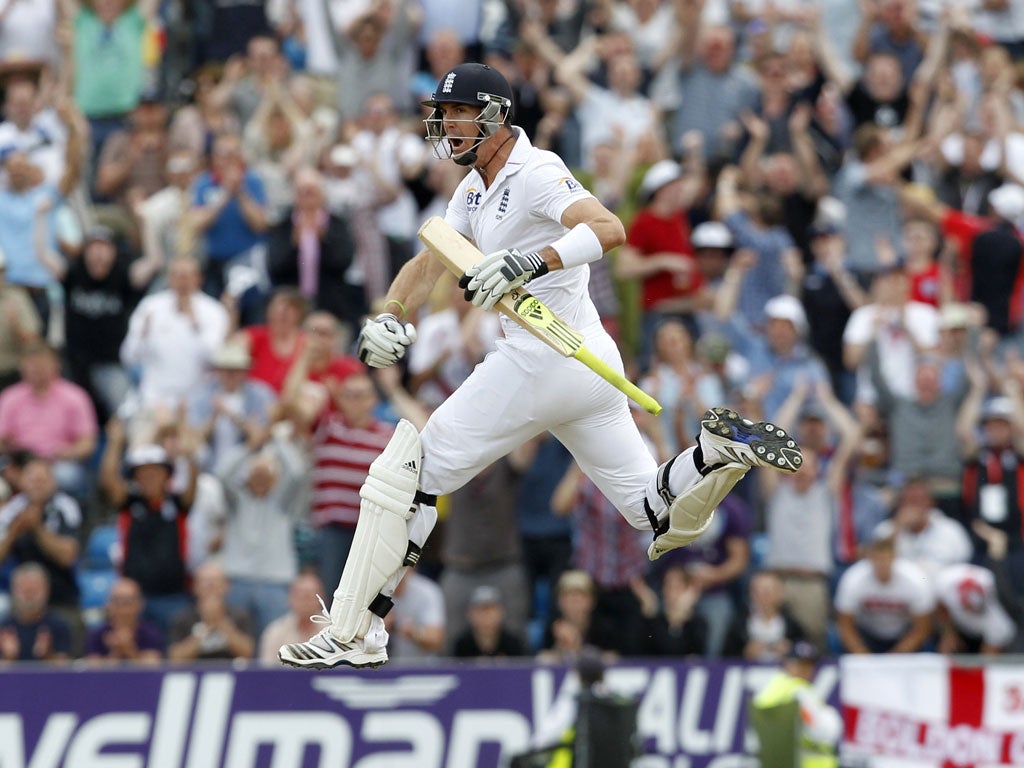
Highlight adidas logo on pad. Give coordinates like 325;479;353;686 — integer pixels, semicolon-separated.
402;460;418;472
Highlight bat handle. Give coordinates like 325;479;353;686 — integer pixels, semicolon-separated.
573;346;663;415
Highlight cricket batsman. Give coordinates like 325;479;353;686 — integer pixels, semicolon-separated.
279;63;802;669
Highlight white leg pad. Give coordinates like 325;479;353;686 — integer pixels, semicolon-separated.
331;419;422;641
648;462;748;562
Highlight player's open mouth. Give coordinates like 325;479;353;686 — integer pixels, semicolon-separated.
450;137;466;151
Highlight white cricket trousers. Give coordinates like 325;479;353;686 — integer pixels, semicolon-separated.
418;327;659;530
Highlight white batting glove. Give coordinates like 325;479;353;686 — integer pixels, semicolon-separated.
357;314;417;368
459;248;549;311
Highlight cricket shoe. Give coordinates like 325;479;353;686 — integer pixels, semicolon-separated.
279;596;388;670
699;407;802;473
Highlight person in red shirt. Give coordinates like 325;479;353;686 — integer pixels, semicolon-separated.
232;288;308;394
902;217;950;308
614;160;704;366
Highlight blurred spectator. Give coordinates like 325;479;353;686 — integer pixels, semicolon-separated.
279;310;364;419
411;27;465;106
552;461;654;656
72;0;153;163
901;216;948;307
740;294;831;420
0;72;68;189
257;571;324;665
285;370;393;595
350;93;426;282
800;221;867;398
451;585;525;658
386;569;445;661
632;563;707;658
440;453;529;649
120;254;229;413
654;489;752;659
715;166;801;328
407;277;500;412
843;264;941;408
515;433;575;626
0;342;97;495
538;570;618;662
722;569;806;662
214;437;306;638
0;247;40;391
0;562;70;662
852;0;926;80
614;160;704;364
656;0;758;160
760;380;861;648
168;64;241;158
242;80;317;222
832;125;919;275
186;343;276;473
0;457;81;620
973;3;1024;60
183;132;268;300
231;287;308;395
167;560;255;661
100;418;196;633
135;149;201;271
53;226;156;424
865;340;972;506
82;576;164;664
834;533;935;653
203;0;272;65
93;95;170;234
335;3;419;122
0;1;59;67
266;166;367;337
934;562;1017;655
873;476;973;580
208;36;282;127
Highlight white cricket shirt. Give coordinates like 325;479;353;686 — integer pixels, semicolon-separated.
444;128;602;343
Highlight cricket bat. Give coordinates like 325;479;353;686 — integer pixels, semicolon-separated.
417;216;663;415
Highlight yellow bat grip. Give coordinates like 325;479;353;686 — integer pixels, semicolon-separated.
573;345;663;415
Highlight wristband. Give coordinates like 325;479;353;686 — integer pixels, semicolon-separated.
383;298;407;319
550;223;604;269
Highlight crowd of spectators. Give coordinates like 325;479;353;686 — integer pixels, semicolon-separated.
2;0;1024;666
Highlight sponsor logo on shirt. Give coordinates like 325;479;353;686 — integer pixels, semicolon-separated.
558;177;583;193
496;187;510;220
465;187;482;211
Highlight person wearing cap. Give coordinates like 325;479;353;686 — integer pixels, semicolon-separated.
452;584;525;658
750;640;841;768
960;390;1024;588
266;166;367;340
99;414;198;634
934;561;1018;654
186;342;276;473
538;570;618;662
0;244;40;391
48;225;154;424
614;158;705;364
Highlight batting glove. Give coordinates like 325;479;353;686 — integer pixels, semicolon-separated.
357;313;417;368
460;248;549;311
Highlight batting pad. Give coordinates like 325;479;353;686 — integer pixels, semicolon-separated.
331;419;422;641
648;462;748;561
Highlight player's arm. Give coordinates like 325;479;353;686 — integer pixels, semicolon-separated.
461;197;625;310
357;249;448;368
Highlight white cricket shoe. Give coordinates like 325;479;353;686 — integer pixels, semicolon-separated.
278;596;388;670
699;407;803;473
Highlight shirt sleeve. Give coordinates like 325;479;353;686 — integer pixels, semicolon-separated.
833;566;861;614
444;180;472;238
527;157;595;224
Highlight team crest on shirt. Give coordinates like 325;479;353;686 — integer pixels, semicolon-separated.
465;187;482;211
557;177;583;193
495;187;510;220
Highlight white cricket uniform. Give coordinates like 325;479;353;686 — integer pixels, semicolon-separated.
418;128;658;529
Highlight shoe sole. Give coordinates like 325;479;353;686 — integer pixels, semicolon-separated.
700;408;802;473
278;653;387;671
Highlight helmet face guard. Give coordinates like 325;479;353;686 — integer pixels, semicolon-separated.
423;92;512;165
